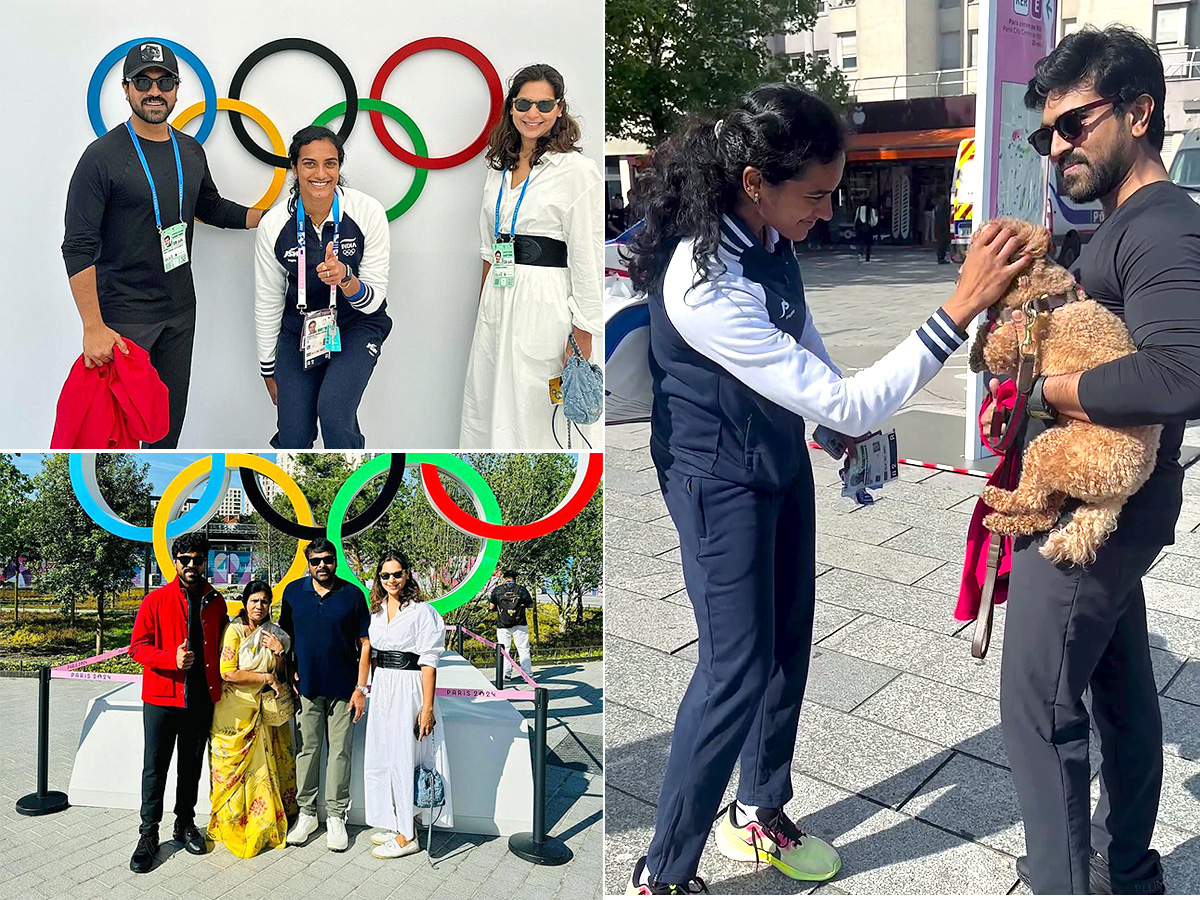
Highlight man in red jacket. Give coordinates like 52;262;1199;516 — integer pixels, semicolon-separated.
127;531;226;873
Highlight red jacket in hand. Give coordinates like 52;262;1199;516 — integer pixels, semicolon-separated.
129;577;227;707
50;340;170;449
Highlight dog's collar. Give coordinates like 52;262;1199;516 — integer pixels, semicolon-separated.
989;289;1078;323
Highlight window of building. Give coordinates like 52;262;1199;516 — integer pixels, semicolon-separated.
837;32;857;70
815;49;830;64
1155;5;1187;47
1062;17;1079;37
939;30;962;69
939;0;960;8
817;0;826;11
969;29;979;66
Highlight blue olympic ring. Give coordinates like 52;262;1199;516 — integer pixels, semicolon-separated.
87;37;218;143
69;452;229;542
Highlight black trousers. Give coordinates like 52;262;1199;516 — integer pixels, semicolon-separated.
140;698;213;836
107;309;196;449
646;463;817;883
856;227;873;261
1001;532;1165;894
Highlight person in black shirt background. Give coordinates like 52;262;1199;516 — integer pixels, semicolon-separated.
986;26;1200;894
61;42;264;448
488;570;534;680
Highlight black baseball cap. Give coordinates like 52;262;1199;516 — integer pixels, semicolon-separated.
123;42;180;80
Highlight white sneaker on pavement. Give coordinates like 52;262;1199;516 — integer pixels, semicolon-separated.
370;831;398;845
286;813;319;846
326;816;348;851
372;836;422;859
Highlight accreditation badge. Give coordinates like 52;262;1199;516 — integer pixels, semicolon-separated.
301;308;337;369
548;375;564;405
491;240;516;288
160;222;188;272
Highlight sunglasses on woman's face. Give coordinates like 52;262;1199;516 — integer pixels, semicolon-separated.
379;571;406;581
513;98;559;114
129;75;179;93
1027;98;1113;156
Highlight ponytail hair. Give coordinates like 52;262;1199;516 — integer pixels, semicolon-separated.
626;84;846;292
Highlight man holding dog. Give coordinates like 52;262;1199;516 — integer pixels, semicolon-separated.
986;25;1200;894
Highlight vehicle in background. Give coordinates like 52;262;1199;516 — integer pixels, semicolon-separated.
948;138;1102;268
1169;128;1200;204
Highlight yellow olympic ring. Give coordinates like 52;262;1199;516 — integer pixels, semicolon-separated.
153;453;313;615
172;99;287;210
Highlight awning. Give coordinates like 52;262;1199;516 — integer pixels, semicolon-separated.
846;126;975;162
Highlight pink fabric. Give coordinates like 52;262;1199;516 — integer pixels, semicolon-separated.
955;381;1018;622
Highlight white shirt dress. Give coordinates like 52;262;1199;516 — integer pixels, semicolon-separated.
459;151;604;449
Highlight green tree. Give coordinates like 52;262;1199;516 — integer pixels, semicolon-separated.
0;455;34;624
606;0;848;146
30;454;151;655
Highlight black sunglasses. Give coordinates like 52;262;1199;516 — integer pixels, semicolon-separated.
513;97;559;114
1027;98;1113;156
129;74;179;93
308;555;337;568
175;553;205;568
379;571;407;581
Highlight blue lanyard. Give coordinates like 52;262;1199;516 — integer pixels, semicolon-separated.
125;120;183;231
296;190;341;312
494;169;532;241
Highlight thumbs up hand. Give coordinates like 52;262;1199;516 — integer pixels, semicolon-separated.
317;241;345;286
177;641;195;670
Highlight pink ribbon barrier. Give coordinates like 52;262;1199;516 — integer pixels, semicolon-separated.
51;645;138;682
448;624;539;689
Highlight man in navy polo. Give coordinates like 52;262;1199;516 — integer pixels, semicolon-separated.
279;539;370;852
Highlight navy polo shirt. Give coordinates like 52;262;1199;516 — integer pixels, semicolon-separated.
279;576;370;701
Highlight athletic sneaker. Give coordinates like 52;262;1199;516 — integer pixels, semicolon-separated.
715;804;841;882
625;855;709;894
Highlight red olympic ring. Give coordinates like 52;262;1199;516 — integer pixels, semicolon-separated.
369;37;503;171
420;453;603;541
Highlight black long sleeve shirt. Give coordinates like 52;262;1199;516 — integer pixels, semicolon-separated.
61;123;249;324
1058;180;1200;544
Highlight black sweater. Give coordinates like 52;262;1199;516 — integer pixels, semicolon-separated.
61;124;249;324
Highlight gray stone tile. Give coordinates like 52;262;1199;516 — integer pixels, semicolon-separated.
1164;660;1200;707
1161;696;1200;763
605;635;694;723
901;753;1026;857
606;423;652;452
1155;820;1200;895
914;561;965;596
1146;608;1200;658
881;526;967;564
815;534;944;586
816;569;965;635
876;477;982;511
814;511;912;547
605;548;686;601
854;674;1007;766
852;497;974;533
606;489;670;524
1166;530;1200;560
605;447;655;473
1159;752;1200;835
607;465;663;497
604;592;697;655
604;702;673;807
605;516;680;557
675;601;860;664
821;614;1003;700
1143;577;1200;622
603;788;656;895
805;647;901;713
1151;646;1188;693
1148;553;1200;589
921;470;991;493
792;703;952;809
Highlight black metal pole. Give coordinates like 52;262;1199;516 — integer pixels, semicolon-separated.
16;666;69;816
495;644;505;690
507;687;571;865
456;623;463;657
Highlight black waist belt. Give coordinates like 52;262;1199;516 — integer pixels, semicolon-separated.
498;233;568;268
374;650;420;670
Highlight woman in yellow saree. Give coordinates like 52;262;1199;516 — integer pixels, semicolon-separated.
209;580;298;857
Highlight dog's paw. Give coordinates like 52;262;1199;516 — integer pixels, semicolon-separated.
982;485;1023;513
1040;529;1096;566
983;511;1027;535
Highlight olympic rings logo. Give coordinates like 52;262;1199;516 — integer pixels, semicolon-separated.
69;452;602;615
86;36;504;220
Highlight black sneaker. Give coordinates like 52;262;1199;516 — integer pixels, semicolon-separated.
1015;851;1159;895
173;821;209;855
625;855;709;894
130;831;159;873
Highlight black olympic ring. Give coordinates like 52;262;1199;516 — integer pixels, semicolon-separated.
240;453;405;541
228;38;358;169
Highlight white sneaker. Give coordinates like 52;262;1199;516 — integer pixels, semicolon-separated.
370;831;398;846
372;836;422;859
326;816;348;852
286;813;318;846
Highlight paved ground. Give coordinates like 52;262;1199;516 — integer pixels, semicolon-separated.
603;249;1200;895
0;661;601;900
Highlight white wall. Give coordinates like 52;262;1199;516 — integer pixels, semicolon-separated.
3;0;603;448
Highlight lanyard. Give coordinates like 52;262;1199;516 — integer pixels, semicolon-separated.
125;120;183;231
494;169;532;241
296;190;341;312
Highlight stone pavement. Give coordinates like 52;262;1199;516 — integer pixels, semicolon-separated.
0;661;601;900
603;250;1200;895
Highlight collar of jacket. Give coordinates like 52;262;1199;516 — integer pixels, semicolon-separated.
167;576;220;608
718;212;784;261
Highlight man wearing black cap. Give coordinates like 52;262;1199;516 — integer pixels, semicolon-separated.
61;41;264;448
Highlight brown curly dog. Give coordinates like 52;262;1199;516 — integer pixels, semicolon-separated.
966;217;1161;566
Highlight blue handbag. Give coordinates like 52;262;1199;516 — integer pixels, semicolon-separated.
414;736;445;865
562;333;603;427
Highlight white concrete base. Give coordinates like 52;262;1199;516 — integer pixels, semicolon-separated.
67;652;534;836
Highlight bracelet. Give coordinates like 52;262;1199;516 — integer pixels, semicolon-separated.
345;281;366;303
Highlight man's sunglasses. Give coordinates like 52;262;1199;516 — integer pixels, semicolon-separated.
128;75;179;93
175;554;205;568
379;571;407;581
308;555;337;568
1027;98;1113;156
513;98;559;113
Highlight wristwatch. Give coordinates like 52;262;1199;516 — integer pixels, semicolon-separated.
339;264;354;287
355;683;369;696
1027;376;1058;421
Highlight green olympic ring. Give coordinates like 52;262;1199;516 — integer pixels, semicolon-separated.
313;98;429;221
326;452;503;615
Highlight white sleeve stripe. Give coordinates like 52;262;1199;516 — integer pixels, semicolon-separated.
922;317;960;355
916;327;951;363
934;307;969;341
349;284;374;309
721;216;755;249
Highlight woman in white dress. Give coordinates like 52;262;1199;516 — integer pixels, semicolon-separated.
460;63;603;450
364;550;452;859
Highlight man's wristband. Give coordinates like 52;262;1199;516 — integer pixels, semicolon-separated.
1028;376;1058;421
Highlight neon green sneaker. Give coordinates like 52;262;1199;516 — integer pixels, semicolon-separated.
715;804;842;882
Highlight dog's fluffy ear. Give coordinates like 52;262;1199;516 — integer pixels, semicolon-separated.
976;217;1053;260
968;325;989;373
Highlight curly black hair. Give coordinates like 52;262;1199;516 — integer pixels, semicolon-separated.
368;550;424;615
1024;25;1166;152
625;83;846;293
171;530;209;559
484;63;583;172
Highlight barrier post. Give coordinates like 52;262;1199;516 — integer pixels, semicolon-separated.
16;667;69;816
456;623;464;657
495;644;505;689
508;687;572;865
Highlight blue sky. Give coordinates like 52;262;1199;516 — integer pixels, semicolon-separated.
11;453;276;498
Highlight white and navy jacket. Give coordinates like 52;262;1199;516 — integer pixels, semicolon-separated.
254;187;391;377
649;213;966;489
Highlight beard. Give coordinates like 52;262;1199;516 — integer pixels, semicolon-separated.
130;96;174;125
1060;146;1129;203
